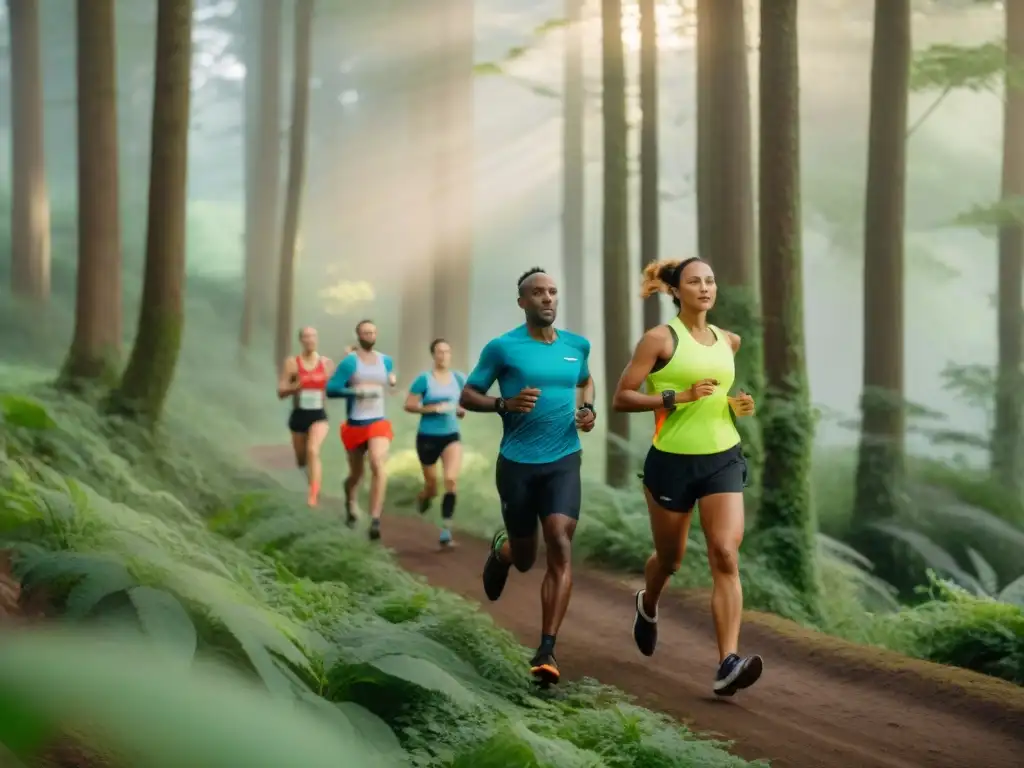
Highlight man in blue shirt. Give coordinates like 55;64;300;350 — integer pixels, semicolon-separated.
460;267;596;686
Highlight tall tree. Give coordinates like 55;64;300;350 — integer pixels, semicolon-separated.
602;0;632;487
430;0;474;372
696;0;763;490
992;2;1024;491
754;0;817;607
7;0;50;302
61;0;123;384
397;0;438;383
562;0;586;335
638;0;660;331
853;0;911;525
274;0;315;366
240;0;283;349
112;0;193;423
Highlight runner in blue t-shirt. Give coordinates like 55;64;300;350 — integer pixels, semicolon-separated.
404;338;467;549
460;267;596;686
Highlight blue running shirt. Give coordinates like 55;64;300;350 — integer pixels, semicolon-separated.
466;324;591;464
410;370;467;436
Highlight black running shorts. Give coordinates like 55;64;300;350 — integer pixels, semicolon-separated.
288;408;328;434
415;432;460;466
642;443;747;513
495;450;582;539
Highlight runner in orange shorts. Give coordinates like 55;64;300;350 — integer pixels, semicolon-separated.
325;319;397;540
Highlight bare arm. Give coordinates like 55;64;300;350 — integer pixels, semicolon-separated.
404;392;435;415
460;384;500;412
725;330;741;355
576;375;594;407
612;327;698;412
277;357;299;400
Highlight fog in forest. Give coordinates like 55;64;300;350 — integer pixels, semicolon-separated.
0;0;1007;459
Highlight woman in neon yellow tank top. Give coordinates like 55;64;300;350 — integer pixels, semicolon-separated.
612;257;762;697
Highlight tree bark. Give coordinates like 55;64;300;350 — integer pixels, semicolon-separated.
239;0;260;350
639;0;660;331
430;0;474;373
854;0;910;525
562;0;586;335
602;0;632;487
992;0;1024;491
696;0;763;492
112;0;193;423
398;0;438;384
61;0;122;384
252;0;283;336
274;0;314;367
754;0;818;609
8;0;50;302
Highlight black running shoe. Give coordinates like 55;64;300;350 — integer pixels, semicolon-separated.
368;518;381;541
632;589;658;657
713;653;763;697
482;529;511;601
529;650;560;686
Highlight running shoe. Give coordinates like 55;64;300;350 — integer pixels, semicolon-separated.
439;527;455;549
529;650;559;686
368;518;381;541
713;653;763;696
632;589;658;657
482;529;511;601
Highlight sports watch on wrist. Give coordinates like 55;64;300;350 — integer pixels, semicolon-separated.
579;402;595;415
661;389;677;413
494;397;506;414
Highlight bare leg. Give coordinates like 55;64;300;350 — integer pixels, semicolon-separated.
418;463;438;512
291;432;308;473
343;446;365;525
366;436;390;520
697;492;745;661
641;487;694;618
305;420;329;506
539;513;577;637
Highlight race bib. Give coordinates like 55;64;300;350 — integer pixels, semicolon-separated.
298;389;324;410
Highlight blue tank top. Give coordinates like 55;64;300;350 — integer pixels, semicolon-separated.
410;370;466;436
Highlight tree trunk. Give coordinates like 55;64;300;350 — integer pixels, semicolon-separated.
112;0;193;423
602;0;632;488
992;1;1024;491
61;0;122;384
696;0;763;492
754;0;817;609
562;0;586;335
254;0;283;336
853;0;910;526
274;0;314;367
239;0;260;351
8;0;50;302
639;0;660;331
398;0;438;384
430;0;474;373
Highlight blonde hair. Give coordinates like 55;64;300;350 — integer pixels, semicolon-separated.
640;257;705;307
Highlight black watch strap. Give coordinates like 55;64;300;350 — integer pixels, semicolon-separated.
579;402;595;415
661;390;676;412
495;397;506;414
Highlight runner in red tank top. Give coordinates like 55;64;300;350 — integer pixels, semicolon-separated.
276;327;334;506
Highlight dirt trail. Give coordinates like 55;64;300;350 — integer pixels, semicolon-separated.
251;447;1024;767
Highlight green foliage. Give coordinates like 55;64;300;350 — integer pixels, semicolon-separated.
0;383;755;767
910;42;1007;92
947;197;1024;234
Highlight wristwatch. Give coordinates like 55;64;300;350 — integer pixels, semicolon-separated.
579;402;595;415
495;397;506;414
661;389;677;413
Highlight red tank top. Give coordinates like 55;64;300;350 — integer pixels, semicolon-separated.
295;355;327;390
294;356;327;410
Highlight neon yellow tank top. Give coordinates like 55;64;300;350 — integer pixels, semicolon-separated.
644;317;741;455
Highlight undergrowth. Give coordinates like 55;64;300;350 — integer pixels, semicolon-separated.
0;383;762;767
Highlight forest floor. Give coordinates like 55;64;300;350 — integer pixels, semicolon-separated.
253;444;1024;768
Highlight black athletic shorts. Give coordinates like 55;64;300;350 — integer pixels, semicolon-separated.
495;450;582;539
288;408;328;434
415;432;460;466
642;443;747;513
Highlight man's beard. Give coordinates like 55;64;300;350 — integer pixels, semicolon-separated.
358;339;375;351
530;311;555;328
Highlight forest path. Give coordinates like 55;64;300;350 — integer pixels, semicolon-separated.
250;444;1024;767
